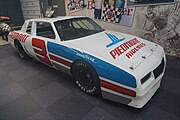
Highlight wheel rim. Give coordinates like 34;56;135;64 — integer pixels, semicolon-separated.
78;68;93;89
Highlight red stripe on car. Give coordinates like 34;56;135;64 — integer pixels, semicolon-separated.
49;54;72;68
100;79;136;97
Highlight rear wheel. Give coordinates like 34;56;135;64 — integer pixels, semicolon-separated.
14;40;29;59
72;61;100;95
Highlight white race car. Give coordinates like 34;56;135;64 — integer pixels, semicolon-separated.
8;16;166;108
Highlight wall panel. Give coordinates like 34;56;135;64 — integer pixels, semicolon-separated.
20;0;41;20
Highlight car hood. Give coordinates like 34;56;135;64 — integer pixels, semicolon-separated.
65;30;157;73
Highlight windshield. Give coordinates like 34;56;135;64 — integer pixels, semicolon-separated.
54;17;105;41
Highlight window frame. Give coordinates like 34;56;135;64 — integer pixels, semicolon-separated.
35;21;56;40
26;21;33;34
53;17;105;41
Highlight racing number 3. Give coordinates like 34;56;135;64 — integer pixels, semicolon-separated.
32;38;52;66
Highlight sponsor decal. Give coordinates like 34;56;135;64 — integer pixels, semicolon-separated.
9;32;29;43
76;53;95;62
109;38;146;59
126;43;146;59
106;33;125;48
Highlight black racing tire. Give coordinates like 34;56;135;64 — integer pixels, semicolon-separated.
72;60;100;95
14;40;29;59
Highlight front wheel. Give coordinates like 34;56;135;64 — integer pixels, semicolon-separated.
72;61;100;95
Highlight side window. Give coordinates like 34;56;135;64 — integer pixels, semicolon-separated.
36;22;55;39
26;21;32;34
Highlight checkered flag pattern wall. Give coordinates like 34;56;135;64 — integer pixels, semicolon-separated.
102;4;121;23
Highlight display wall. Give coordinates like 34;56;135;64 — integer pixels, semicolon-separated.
66;0;135;26
65;0;180;58
20;0;41;20
134;2;180;57
0;0;24;25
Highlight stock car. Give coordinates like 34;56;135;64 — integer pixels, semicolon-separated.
8;16;166;108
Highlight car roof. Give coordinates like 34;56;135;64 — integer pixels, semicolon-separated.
26;16;86;23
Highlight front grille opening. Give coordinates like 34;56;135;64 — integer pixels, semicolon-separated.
141;72;151;84
153;59;165;79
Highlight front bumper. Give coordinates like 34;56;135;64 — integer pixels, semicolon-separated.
101;73;163;108
101;53;166;108
128;75;162;108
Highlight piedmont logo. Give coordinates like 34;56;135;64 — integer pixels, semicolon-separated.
106;33;125;48
109;38;146;59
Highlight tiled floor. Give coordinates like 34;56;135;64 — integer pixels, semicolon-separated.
0;44;180;120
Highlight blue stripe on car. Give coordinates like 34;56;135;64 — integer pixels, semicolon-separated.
47;42;137;88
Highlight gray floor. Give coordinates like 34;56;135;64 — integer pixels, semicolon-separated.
0;44;180;120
